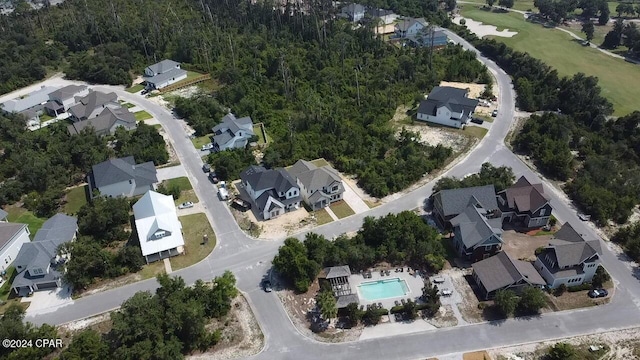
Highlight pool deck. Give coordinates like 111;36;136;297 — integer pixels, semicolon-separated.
349;270;426;309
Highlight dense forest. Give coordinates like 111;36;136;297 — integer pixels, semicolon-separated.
273;211;445;292
0;273;239;360
0;0;486;198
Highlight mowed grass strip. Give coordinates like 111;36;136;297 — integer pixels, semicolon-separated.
4;205;46;235
172;213;216;270
329;200;355;219
134;110;153;121
314;208;334;225
126;84;145;93
460;4;640;115
161;177;199;205
64;185;88;215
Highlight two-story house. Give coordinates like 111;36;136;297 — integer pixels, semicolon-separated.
394;17;427;38
133;191;185;263
472;251;546;300
211;113;255;151
497;176;552;229
68;107;137;136
432;184;498;228
87;156;158;199
0;222;30;272
46;85;89;116
534;223;602;288
287;160;345;211
406;29;449;48
240;165;301;220
144;59;187;90
451;202;504;262
339;3;365;22
68;90;120;122
11;214;77;296
417;86;479;129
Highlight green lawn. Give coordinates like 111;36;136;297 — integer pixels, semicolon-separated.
191;134;212;150
314;208;334;225
39;113;54;122
172;213;216;271
460;4;640;115
121;102;135;109
4;206;46;235
126;84;145;93
64;185;88;215
134;110;153;121
253;124;267;144
186;70;204;80
461;125;488;139
329;200;355;219
138;261;166;280
0;267;17;301
161;177;199;205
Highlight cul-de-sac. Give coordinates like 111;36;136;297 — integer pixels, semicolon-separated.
0;0;640;359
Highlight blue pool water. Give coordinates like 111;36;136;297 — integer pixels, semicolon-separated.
358;278;410;301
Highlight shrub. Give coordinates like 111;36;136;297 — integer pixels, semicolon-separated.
591;266;610;288
534;246;545;256
548;342;576;360
567;283;592;292
553;284;567;296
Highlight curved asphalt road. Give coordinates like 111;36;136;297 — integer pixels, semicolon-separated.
27;31;640;359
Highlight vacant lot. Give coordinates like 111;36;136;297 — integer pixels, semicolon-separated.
172;213;216;271
64;185;88;215
460;4;640;115
4;205;45;234
160;177;198;205
502;230;551;261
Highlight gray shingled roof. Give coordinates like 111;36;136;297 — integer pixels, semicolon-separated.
499;176;550;213
434;184;497;217
472;252;545;293
336;294;360;308
0;223;27;250
541;223;602;269
1;86;58;113
145;59;180;75
451;204;502;249
68;107;136;135
68;91;118;120
145;68;187;87
417;86;479;117
288;160;341;193
212;114;254;143
240;165;297;194
395;17;426;32
341;3;365;15
90;156;158;189
321;265;351;279
49;85;87;102
32;214;78;246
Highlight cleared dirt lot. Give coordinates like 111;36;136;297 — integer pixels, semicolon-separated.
501;230;552;261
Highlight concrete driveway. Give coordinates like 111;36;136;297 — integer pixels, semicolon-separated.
156;164;187;182
23;286;73;316
341;180;370;214
429;273;468;326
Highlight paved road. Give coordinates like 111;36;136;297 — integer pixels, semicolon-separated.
25;31;640;359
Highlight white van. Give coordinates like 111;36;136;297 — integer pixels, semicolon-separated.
218;187;229;201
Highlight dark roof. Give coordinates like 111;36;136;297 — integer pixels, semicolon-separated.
69;91;118;120
145;59;180;75
433;184;498;218
336;294;360;308
0;209;7;221
451;204;502;249
68;107;136;135
49;85;87;101
544;223;601;268
44;101;64;111
288;160;342;193
211;113;254;148
90;156;158;189
367;8;394;17
145;68;187;87
395;17;426;32
320;265;351;279
341;3;365;14
417;86;479;117
472;252;545;293
499;176;550;213
240;165;297;193
32;214;77;246
0;223;27;250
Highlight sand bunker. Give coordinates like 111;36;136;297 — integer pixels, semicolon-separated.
454;16;518;38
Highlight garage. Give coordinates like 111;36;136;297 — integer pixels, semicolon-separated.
36;282;58;290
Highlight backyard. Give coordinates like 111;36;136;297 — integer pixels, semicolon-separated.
64;185;88;215
172;213;216;270
459;4;640;115
4;205;45;234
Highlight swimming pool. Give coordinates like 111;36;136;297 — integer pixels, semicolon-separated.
357;278;410;301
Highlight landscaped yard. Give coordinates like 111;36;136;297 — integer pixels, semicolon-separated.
191;134;212;150
172;213;216;271
4;205;46;234
39;113;54;122
461;125;488;139
253;124;267;144
121;102;135;109
459;4;640;115
329;200;355;219
313;208;333;225
160;177;199;205
64;185;88;215
125;84;145;93
134;110;153;121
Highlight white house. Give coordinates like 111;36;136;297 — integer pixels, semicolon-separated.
240;165;301;220
88;156;158;199
211;113;255;151
133;191;185;263
144;59;187;90
339;3;365;22
534;223;602;289
394;17;427;38
0;223;30;272
417;86;479;128
287;160;345;211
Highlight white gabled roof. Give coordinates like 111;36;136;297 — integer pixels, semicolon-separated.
133;191;184;257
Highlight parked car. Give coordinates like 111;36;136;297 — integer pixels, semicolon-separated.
208;172;219;183
232;198;251;212
201;143;213;151
470;117;484;125
440;289;453;296
141;88;150;95
588;288;608;298
262;280;272;293
578;213;591;221
491;109;498;117
202;163;211;173
178;202;194;209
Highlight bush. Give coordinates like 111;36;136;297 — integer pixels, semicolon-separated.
534;247;545;256
567;283;592;292
591;266;610;288
547;342;576;360
553;284;567;296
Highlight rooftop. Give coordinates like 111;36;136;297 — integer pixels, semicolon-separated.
473;251;545;293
